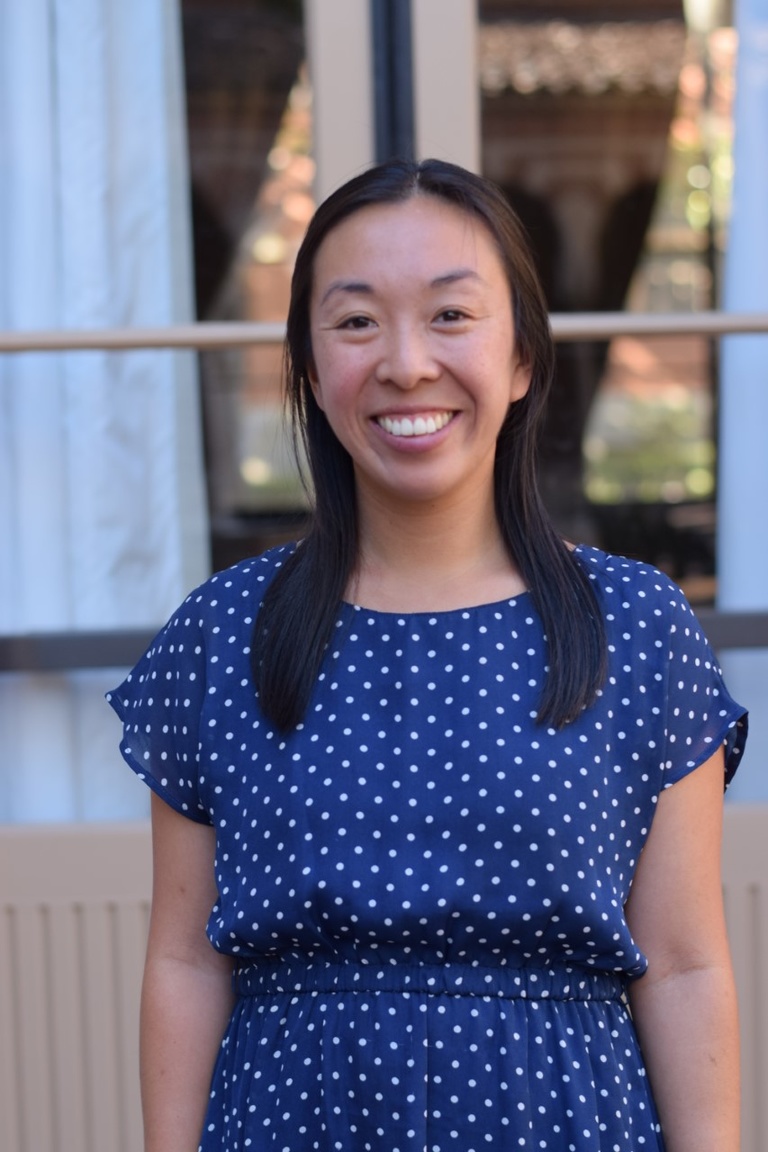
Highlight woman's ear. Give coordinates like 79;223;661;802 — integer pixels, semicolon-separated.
307;357;325;410
509;357;532;404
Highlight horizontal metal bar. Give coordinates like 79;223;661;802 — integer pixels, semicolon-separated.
0;631;157;672
694;609;768;652
550;311;768;340
2;612;768;672
0;322;287;352
1;312;768;353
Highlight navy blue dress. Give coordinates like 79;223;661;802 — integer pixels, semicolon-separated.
108;545;747;1152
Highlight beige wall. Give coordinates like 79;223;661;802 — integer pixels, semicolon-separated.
0;825;151;1152
304;0;375;201
1;810;766;1152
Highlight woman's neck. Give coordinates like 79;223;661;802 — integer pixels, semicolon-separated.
348;484;527;612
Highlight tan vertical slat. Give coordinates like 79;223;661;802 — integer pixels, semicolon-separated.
0;908;23;1152
723;881;758;1152
47;903;89;1152
113;901;150;1152
80;903;122;1152
13;907;56;1152
757;883;768;1152
722;804;768;1152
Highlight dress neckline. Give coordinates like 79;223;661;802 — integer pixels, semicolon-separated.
341;589;533;619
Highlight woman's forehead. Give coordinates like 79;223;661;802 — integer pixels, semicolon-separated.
311;196;508;289
325;193;490;243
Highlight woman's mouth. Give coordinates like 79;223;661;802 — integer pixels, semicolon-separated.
375;411;454;438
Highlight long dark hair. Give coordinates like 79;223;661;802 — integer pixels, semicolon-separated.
251;158;606;730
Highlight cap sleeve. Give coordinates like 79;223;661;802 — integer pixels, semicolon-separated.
661;587;748;790
106;600;212;824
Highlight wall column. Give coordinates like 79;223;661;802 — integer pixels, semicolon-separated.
305;0;376;201
411;0;480;171
717;0;768;799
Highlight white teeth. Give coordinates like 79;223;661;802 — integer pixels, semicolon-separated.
377;412;452;438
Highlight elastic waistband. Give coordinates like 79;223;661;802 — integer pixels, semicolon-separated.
232;958;626;1002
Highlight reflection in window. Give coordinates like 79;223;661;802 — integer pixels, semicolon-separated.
585;10;734;600
478;1;733;600
181;0;311;570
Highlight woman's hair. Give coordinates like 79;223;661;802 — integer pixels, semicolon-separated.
251;157;606;730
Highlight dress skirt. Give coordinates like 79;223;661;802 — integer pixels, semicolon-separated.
200;958;664;1152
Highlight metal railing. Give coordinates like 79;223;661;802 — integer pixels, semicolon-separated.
2;311;768;673
1;311;768;352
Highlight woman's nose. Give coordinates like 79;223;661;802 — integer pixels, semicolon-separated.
375;324;440;389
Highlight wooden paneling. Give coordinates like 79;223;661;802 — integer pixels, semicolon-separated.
723;804;768;1152
0;824;151;1152
0;808;766;1151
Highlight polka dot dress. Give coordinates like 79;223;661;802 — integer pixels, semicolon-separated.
108;544;747;1152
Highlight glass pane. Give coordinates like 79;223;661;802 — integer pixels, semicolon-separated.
181;0;312;569
478;0;734;603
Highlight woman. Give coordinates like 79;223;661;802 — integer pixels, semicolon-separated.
109;159;747;1152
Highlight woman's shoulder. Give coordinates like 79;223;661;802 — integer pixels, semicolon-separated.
114;543;300;691
176;542;299;620
574;543;697;623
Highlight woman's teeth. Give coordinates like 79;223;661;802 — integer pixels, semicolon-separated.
376;412;453;438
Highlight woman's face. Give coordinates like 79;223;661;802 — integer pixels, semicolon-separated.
307;195;531;513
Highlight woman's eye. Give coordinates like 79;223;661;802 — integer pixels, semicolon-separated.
436;309;467;323
339;315;373;330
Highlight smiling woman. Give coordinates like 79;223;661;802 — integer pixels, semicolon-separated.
259;159;607;734
108;159;747;1152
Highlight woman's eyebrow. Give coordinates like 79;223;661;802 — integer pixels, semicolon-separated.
319;268;485;307
430;268;484;288
319;280;372;306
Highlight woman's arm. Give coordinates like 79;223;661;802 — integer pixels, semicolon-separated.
140;793;235;1152
625;748;739;1152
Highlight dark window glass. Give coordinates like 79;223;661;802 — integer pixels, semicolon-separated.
478;0;734;601
182;0;311;570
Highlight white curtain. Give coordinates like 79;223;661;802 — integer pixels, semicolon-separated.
0;0;209;820
718;0;768;800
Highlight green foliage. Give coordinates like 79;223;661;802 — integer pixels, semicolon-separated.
584;390;715;505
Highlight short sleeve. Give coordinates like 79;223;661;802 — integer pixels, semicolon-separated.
106;601;212;824
661;589;748;790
